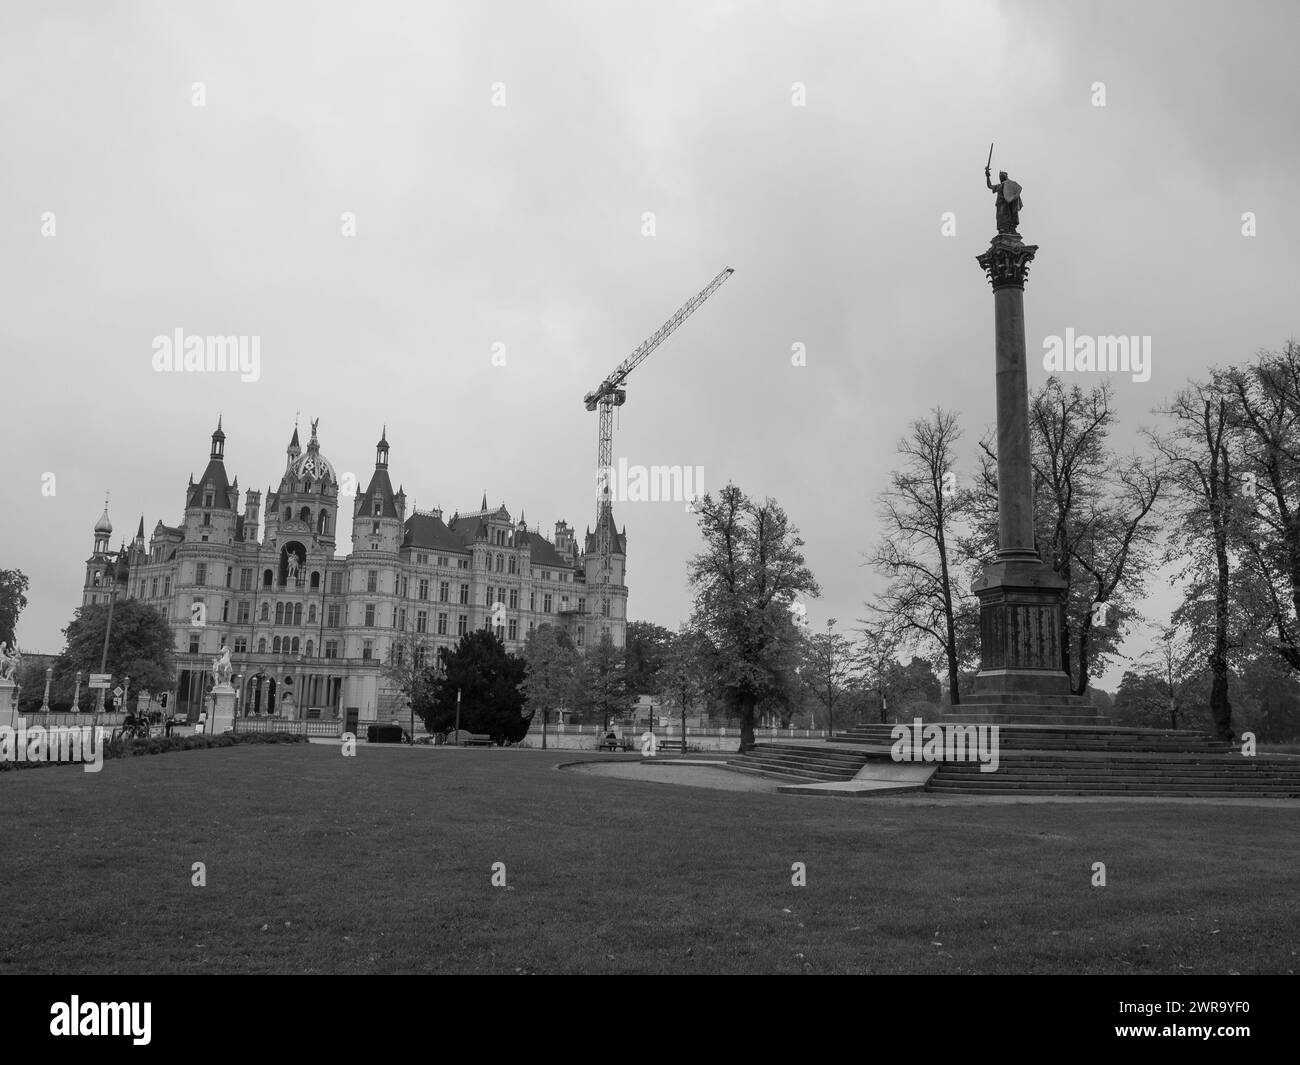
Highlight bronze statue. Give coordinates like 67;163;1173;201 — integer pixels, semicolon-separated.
985;162;1023;234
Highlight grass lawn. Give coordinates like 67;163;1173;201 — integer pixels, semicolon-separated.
1;744;1296;974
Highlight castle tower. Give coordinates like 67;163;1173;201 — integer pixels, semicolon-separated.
266;417;340;593
352;427;404;555
583;507;628;642
81;496;117;606
184;418;239;545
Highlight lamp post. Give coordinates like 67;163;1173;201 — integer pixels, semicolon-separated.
455;688;461;744
39;668;52;713
71;671;82;715
93;544;125;731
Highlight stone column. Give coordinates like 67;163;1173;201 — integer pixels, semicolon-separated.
967;232;1094;716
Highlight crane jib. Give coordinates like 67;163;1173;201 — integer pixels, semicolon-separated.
583;266;734;609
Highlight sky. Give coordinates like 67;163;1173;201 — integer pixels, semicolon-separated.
2;0;1297;691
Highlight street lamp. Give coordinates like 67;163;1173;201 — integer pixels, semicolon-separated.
39;667;52;713
93;543;126;731
70;671;82;715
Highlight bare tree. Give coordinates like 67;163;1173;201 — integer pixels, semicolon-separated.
866;408;974;705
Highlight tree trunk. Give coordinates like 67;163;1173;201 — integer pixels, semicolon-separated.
542;708;548;749
738;692;757;752
1210;557;1233;742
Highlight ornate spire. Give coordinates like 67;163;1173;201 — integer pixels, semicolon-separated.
94;493;112;535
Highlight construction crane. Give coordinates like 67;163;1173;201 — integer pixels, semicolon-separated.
583;266;735;620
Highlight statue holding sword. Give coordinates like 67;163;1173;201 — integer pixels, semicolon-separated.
984;143;1023;235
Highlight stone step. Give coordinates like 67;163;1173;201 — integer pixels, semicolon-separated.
726;761;849;784
960;693;1098;707
926;784;1300;797
729;760;858;782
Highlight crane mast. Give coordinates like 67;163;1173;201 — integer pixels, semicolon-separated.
583;266;734;624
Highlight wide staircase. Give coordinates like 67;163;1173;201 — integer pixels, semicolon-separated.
727;742;870;784
726;724;1300;798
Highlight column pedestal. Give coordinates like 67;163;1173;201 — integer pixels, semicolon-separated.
0;679;17;729
209;684;236;735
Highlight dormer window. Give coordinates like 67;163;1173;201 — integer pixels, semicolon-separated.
373;499;382;517
204;491;213;507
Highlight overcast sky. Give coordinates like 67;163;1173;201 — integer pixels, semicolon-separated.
2;0;1296;690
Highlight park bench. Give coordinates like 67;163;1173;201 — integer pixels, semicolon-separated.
464;733;494;747
598;734;631;752
656;738;687;754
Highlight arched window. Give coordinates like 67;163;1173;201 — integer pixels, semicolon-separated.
272;636;281;653
508;556;516;575
283;507;291;522
496;553;504;572
263;569;273;587
275;603;285;625
305;640;314;657
300;506;311;524
304;478;312;493
308;604;317;623
258;638;266;653
291;637;300;654
310;571;320;589
317;512;329;535
293;603;303;626
260;602;269;621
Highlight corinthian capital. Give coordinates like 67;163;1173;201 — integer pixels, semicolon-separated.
977;235;1039;291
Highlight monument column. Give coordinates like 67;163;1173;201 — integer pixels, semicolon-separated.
963;216;1098;721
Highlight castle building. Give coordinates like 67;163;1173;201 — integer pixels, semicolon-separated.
81;419;628;728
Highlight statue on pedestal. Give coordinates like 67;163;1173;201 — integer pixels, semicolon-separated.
212;643;233;688
985;165;1023;235
0;642;20;681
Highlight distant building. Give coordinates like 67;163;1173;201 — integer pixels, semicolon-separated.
80;419;628;727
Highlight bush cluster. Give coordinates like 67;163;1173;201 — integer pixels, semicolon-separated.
0;729;308;771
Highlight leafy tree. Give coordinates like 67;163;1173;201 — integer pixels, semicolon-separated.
1150;378;1241;740
522;624;579;748
867;408;975;705
55;599;176;711
880;657;942;722
688;484;820;751
1111;670;1174;728
417;630;527;744
575;631;633;731
1220;343;1300;674
658;627;715;739
854;625;901;723
623;620;674;694
0;568;29;649
805;619;853;735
